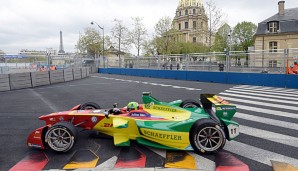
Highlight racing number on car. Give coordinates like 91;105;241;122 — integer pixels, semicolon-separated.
103;123;113;127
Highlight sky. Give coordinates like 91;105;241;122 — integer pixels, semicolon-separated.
1;0;298;55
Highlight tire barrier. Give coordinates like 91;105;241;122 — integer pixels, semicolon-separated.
0;67;91;92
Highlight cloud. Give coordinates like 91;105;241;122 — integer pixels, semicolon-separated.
0;0;298;54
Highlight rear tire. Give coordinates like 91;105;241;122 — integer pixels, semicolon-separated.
45;122;78;152
190;119;226;154
79;102;101;110
180;99;201;108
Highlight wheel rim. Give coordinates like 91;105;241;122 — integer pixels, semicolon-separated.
195;126;223;152
46;127;74;152
183;103;199;108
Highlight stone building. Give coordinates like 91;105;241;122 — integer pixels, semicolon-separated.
172;0;209;45
253;1;298;67
254;1;298;51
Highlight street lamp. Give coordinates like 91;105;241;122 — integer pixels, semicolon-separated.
91;21;104;68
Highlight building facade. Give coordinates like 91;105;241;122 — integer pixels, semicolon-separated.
172;0;209;45
254;1;298;51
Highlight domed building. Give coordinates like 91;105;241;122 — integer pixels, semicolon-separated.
172;0;209;45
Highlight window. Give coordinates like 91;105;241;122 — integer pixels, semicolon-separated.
269;41;278;52
193;9;196;14
185;10;188;15
179;11;182;16
185;22;189;29
193;21;197;29
193;37;197;43
269;60;277;68
179;23;181;30
268;22;279;33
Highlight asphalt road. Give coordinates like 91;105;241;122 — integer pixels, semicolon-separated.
0;73;297;171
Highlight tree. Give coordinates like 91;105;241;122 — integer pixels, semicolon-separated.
130;17;147;56
205;0;224;50
232;21;257;51
213;23;232;52
154;16;177;55
111;19;130;60
142;38;156;57
77;27;102;57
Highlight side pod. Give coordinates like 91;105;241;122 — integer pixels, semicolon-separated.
27;126;48;149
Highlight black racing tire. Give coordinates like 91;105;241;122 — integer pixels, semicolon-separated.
190;119;226;154
180;99;201;108
45;122;78;152
79;102;101;110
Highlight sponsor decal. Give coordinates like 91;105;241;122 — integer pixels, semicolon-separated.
150;102;154;106
49;118;55;121
92;110;101;113
152;106;177;112
144;104;151;109
221;106;236;110
59;116;64;121
223;112;228;116
130;113;151;117
91;116;98;123
143;130;182;140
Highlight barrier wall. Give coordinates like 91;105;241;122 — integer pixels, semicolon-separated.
64;68;74;82
99;68;298;89
0;67;92;92
50;70;65;84
73;68;82;80
31;71;50;87
0;74;10;91
9;73;32;90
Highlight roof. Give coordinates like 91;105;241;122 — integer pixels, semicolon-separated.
255;7;298;35
262;7;298;22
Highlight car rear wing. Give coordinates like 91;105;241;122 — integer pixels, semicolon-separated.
200;94;236;120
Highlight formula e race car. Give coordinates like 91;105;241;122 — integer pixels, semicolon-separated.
27;92;239;154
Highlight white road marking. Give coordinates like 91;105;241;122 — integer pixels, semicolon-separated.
224;90;298;101
188;152;216;171
224;141;298;168
220;96;298;111
220;92;298;105
230;88;298;98
232;87;298;95
240;125;298;148
236;104;298;119
235;112;298;131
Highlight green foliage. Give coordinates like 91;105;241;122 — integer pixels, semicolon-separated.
77;27;103;57
130;17;147;56
212;23;231;52
232;21;257;51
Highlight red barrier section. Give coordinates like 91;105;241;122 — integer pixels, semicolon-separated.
9;151;48;171
115;147;146;168
215;152;249;171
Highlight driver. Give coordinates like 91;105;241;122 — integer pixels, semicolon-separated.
127;102;139;111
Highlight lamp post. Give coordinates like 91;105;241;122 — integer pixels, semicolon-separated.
91;21;104;68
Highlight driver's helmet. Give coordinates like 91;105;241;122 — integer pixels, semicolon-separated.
127;102;139;111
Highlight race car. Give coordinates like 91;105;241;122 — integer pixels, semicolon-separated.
27;92;239;154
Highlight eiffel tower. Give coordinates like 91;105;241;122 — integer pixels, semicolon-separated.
58;30;65;54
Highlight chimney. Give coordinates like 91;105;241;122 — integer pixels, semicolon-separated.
278;1;285;15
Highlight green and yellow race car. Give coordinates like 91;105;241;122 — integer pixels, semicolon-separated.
27;92;239;154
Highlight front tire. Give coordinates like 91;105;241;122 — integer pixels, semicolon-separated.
180;99;201;108
45;122;77;152
190;119;226;154
79;102;101;110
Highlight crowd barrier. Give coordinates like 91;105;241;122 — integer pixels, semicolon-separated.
99;68;298;89
0;67;94;92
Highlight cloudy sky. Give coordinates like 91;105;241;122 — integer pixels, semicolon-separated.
1;0;298;54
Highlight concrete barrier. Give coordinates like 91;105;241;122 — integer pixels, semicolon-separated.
50;70;64;84
86;67;90;77
31;71;50;87
64;68;74;82
0;74;10;92
73;68;82;80
91;67;98;73
9;72;32;90
81;68;87;78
